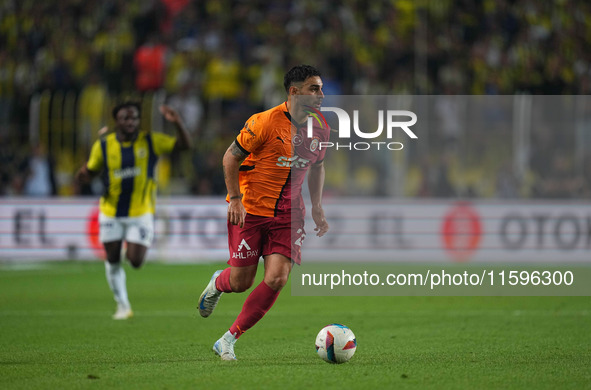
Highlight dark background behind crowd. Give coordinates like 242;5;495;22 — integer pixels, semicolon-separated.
1;0;590;199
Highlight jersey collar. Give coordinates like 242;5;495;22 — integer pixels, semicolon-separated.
283;102;307;127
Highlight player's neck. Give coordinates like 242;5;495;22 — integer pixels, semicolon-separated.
286;100;308;124
117;131;139;143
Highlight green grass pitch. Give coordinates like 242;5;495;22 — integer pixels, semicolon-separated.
0;261;589;389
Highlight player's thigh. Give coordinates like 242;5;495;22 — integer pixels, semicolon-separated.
99;213;124;262
262;253;292;291
227;214;271;291
227;214;267;267
264;214;305;265
99;213;124;243
103;240;123;263
125;213;154;247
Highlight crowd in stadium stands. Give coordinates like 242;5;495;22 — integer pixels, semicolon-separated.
1;0;591;198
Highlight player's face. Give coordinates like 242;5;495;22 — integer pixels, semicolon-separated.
291;76;324;118
295;76;324;108
115;107;140;136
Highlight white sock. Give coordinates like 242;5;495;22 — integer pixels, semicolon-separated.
224;331;238;342
105;261;131;310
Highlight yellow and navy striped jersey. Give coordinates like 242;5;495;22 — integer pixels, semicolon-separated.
86;131;176;217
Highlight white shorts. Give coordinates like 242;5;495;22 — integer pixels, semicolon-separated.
99;212;154;247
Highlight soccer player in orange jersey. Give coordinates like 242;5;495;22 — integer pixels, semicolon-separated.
197;65;330;360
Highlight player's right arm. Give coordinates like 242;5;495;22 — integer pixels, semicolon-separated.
223;141;249;228
75;165;94;183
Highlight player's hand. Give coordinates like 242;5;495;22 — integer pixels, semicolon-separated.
159;105;181;124
228;199;247;228
98;126;109;136
311;205;329;237
75;166;90;184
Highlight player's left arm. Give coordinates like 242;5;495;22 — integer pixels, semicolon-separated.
159;105;192;151
308;160;329;237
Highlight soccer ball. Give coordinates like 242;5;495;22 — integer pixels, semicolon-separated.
315;324;357;364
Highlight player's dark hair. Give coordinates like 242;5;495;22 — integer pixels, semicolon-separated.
284;65;322;93
112;101;141;119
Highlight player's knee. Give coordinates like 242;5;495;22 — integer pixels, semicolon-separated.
231;278;254;293
264;274;288;291
126;254;145;269
130;261;144;269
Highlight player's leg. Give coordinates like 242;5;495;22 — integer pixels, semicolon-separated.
105;213;154;319
229;253;290;336
210;264;258;361
124;213;154;268
213;253;290;360
206;215;269;360
125;243;148;269
198;215;263;317
199;264;258;319
100;213;132;319
221;264;259;293
262;253;293;290
213;212;303;359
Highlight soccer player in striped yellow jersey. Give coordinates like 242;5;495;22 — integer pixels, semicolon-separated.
76;101;191;319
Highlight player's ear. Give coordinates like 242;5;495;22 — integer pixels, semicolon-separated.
289;85;299;95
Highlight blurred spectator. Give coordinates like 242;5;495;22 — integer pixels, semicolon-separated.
247;45;285;110
78;72;108;148
582;156;591;198
433;154;457;198
166;78;204;183
0;134;18;195
202;45;242;104
495;162;520;198
23;144;56;197
537;153;583;198
0;49;14;132
434;94;465;152
133;33;169;92
92;16;135;93
166;79;204;136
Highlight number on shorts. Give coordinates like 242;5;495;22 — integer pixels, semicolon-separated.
294;228;306;247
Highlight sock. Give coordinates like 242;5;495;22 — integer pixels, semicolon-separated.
229;281;280;339
215;268;233;293
223;330;237;342
104;261;131;309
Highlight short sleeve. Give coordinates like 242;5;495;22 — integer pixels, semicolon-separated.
151;132;177;156
86;140;103;172
235;115;268;154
